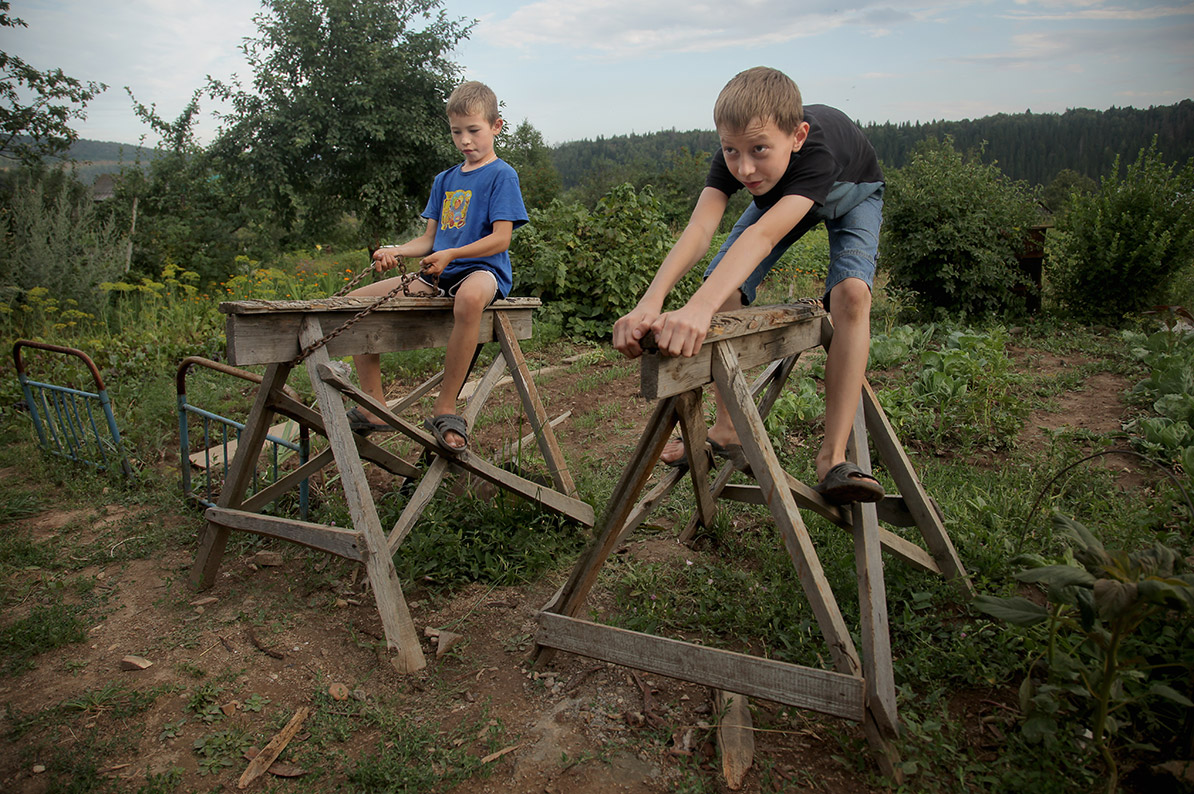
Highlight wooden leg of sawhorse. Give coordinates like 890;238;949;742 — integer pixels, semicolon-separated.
495;313;578;498
192;361;292;590
301;318;426;673
534;394;680;667
712;342;862;677
847;400;902;778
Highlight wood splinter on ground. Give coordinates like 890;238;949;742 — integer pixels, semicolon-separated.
716;690;755;790
238;706;309;789
424;626;464;658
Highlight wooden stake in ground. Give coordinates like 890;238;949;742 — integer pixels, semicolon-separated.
238;706;309;789
716;690;754;790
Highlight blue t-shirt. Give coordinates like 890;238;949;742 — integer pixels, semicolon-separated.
421;158;528;298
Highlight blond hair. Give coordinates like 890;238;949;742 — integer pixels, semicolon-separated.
713;67;803;133
446;81;500;124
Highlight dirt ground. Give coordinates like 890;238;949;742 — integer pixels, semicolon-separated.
0;345;1150;793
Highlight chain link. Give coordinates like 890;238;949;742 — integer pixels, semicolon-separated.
288;259;439;366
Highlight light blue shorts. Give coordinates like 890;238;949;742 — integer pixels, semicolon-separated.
703;186;884;310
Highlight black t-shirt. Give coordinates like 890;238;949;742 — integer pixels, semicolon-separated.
705;104;884;219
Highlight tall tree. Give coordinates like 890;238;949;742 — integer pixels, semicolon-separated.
497;119;561;211
0;1;107;166
208;0;472;247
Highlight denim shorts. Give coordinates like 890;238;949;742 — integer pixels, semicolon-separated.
418;267;500;303
703;186;884;309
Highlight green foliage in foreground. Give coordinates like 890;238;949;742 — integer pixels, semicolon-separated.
1123;308;1194;480
975;514;1194;793
878;326;1029;454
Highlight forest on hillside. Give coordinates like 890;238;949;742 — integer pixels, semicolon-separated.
551;101;1194;188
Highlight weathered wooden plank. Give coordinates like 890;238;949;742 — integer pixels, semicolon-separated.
642;319;823;400
318;365;595;527
266;391;421;480
205;506;366;562
238;447;335;515
226;304;534;366
861;381;972;594
221;296;541;314
712;343;861;677
677;356;797;544
717;483;941;575
191;362;291;589
533;396;679;668
387;456;451;552
641;302;824;349
716;691;755;791
848;401;899;737
496;312;578;497
675;389;717;528
536;612;864;721
301;319;426;673
619;466;688;542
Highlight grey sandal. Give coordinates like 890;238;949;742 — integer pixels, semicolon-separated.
814;461;885;505
424;413;469;454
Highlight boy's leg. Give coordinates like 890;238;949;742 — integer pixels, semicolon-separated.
660;203;788;464
816;277;871;481
430;271;499;450
814;189;883;494
349;276;437;424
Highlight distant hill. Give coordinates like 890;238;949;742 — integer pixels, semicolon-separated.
64;139;161;184
0;138;162;185
550;101;1194;189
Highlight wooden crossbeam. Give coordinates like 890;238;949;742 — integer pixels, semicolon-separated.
537;612;864;721
222;297;538;366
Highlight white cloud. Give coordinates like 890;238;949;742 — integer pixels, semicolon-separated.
476;0;959;57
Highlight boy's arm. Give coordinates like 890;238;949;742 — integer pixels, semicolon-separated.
419;220;514;276
651;193;816;357
613;187;729;358
374;220;437;272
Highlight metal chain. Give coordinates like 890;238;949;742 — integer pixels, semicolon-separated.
289;260;439;366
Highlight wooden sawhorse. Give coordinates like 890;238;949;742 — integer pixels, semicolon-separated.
534;302;972;779
190;296;594;673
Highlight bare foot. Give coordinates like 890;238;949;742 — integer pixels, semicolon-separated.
659;429;741;466
660;437;686;464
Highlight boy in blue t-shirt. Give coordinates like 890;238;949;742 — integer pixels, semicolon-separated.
348;81;528;453
613;67;885;505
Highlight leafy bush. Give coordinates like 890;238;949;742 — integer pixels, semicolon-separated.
511;183;699;338
975;514;1194;791
0;166;128;323
882;137;1042;317
877;327;1028;452
1048;143;1194;324
1122;309;1194;477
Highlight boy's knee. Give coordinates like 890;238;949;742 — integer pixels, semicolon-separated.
828;278;872;320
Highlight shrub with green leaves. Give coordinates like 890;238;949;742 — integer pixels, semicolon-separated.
877;327;1027;452
975;514;1194;792
1122;310;1194;477
1048;143;1194;324
511;183;700;338
882;137;1042;317
0;166;128;327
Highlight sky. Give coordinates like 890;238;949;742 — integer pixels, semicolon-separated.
7;0;1193;148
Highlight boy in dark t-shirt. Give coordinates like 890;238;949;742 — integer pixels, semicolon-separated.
347;81;528;453
613;66;885;504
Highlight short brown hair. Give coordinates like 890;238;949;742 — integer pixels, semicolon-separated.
713;67;803;133
446;81;499;124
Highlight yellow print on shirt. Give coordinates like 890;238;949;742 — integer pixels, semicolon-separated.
441;190;471;230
